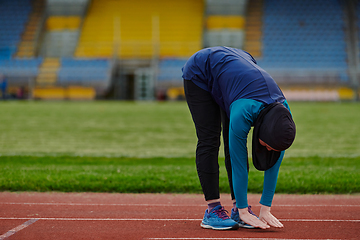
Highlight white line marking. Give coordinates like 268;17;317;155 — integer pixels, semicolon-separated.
0;217;200;221
0;202;180;207
275;204;360;207
0;217;359;222
0;219;38;240
281;219;360;222
146;238;342;240
0;202;359;207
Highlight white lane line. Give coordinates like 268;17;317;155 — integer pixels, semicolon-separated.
0;217;200;221
0;217;359;222
0;202;359;207
0;219;38;240
146;238;342;240
281;219;360;222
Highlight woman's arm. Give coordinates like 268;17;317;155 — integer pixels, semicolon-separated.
229;99;263;209
229;99;271;229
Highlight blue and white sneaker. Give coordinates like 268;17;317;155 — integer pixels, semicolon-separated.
231;206;258;229
201;205;239;230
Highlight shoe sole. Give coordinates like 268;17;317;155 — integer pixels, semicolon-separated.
200;222;239;230
232;218;256;229
238;223;256;229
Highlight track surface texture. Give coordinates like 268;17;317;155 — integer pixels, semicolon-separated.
0;192;359;240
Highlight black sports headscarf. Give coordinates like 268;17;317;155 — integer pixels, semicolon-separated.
252;102;296;171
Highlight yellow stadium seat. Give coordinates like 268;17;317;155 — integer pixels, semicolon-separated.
338;87;355;100
33;87;66;100
46;16;81;30
76;0;203;58
66;86;96;100
65;16;81;29
166;87;185;100
207;15;246;29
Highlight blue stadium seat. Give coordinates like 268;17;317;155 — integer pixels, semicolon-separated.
157;58;188;82
357;1;360;59
260;0;348;77
57;58;112;85
0;58;43;76
0;0;32;59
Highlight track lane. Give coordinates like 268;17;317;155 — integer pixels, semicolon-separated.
0;192;359;239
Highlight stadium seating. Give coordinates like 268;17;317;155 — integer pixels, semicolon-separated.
66;86;96;100
243;0;263;57
0;0;33;59
0;58;43;77
41;31;79;57
15;0;45;58
357;1;360;61
157;58;187;83
46;0;89;16
0;0;358;100
57;58;113;88
41;0;84;58
36;58;60;85
46;16;81;30
33;86;96;100
33;86;66;100
204;30;245;49
75;0;203;58
206;16;245;29
204;0;247;49
258;0;347;71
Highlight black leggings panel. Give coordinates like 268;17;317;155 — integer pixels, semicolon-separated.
183;79;235;201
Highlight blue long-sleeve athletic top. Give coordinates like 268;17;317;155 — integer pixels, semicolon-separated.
182;46;288;208
182;46;285;117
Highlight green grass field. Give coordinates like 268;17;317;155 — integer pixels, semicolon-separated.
0;101;359;194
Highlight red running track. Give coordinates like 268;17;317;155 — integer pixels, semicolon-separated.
0;192;359;240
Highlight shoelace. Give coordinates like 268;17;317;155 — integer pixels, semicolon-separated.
248;206;257;217
213;207;230;220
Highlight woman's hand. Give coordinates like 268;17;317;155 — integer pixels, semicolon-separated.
259;205;284;228
239;207;270;229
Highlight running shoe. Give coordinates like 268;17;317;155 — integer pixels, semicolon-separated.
231;206;258;229
201;205;239;230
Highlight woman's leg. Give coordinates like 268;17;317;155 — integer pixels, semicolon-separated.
184;79;222;201
184;80;239;230
221;110;236;201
